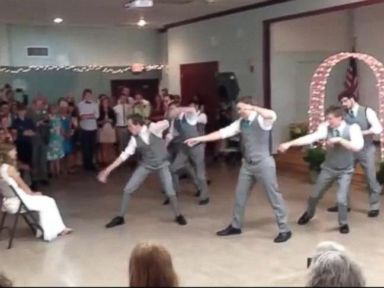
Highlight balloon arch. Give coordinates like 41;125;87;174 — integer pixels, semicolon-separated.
309;52;384;159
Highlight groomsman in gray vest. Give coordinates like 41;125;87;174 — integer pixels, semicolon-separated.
185;96;292;243
279;106;364;234
97;114;187;228
167;102;210;205
327;91;382;217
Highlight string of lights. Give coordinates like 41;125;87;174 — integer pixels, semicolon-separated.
309;52;384;159
0;64;165;74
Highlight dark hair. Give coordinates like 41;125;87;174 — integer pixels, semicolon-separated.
3;84;11;90
337;90;357;102
325;105;344;118
0;273;12;287
128;114;145;126
189;99;200;107
237;96;255;105
0;101;9;107
15;88;23;93
161;88;168;93
82;89;92;98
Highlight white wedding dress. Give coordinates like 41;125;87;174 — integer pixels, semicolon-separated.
0;164;68;241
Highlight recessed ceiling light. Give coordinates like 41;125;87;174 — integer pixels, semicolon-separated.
53;18;63;24
137;18;147;27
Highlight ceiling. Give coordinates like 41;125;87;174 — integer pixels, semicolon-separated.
0;0;272;29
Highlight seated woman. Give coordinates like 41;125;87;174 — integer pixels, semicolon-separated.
0;143;72;242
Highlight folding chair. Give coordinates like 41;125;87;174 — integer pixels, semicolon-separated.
0;180;43;249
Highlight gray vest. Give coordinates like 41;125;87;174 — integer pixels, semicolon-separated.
239;118;271;164
135;133;169;169
344;105;373;148
323;124;354;171
174;116;200;141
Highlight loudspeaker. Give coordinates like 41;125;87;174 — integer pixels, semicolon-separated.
216;72;240;102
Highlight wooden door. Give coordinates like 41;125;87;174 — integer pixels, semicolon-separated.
180;61;219;134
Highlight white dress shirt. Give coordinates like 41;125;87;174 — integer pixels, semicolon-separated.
197;111;207;125
351;104;382;134
119;120;169;161
78;100;99;131
113;103;132;127
219;111;277;139
299;121;364;151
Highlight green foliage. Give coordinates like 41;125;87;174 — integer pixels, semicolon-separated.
303;147;326;172
289;123;308;140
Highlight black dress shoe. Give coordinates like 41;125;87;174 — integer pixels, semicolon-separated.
274;231;292;243
105;216;125;228
327;205;351;213
339;224;350;234
163;198;170;205
297;212;312;225
368;210;380;218
198;198;210;205
194;190;201;198
216;225;242;236
175;215;187;225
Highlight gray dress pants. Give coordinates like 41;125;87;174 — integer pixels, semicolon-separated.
306;167;353;226
231;156;290;233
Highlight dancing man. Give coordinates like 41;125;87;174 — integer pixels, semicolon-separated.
185;96;291;243
98;114;187;228
327;91;382;217
167;101;210;205
279;106;363;234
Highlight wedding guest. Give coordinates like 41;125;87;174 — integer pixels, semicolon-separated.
132;92;151;120
129;242;179;287
47;105;64;177
97;96;116;166
0;143;72;242
78;89;99;171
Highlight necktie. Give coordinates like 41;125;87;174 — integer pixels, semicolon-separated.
348;110;355;118
333;129;340;137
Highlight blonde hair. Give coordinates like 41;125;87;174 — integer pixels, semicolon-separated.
129;242;179;287
0;143;16;167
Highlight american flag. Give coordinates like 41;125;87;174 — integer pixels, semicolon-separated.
344;56;359;100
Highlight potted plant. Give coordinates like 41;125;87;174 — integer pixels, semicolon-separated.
303;146;326;183
289;123;308;140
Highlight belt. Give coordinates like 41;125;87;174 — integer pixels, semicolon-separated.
244;158;261;166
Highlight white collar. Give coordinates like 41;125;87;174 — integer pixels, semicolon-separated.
246;111;257;122
139;125;149;137
351;103;359;114
334;121;346;132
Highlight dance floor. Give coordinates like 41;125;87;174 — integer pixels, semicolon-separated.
0;162;383;286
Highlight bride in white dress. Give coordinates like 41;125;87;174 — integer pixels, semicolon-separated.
0;143;72;241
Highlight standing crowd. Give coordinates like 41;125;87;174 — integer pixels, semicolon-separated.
0;84;188;191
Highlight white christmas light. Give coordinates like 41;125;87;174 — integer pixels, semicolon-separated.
0;64;164;74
